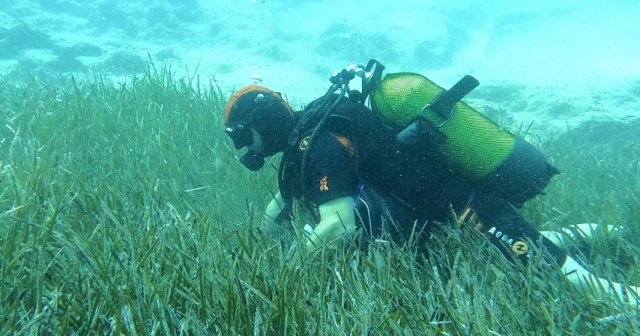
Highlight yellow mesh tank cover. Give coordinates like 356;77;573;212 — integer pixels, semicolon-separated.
372;73;516;178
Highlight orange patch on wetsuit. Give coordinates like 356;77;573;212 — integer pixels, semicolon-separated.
330;133;354;157
320;176;329;191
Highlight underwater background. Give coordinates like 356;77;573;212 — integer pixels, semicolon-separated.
1;0;639;334
2;0;640;131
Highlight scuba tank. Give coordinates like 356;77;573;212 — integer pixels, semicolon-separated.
371;71;514;179
362;59;559;207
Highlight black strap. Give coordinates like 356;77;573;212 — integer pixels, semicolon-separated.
428;75;479;119
275;147;297;224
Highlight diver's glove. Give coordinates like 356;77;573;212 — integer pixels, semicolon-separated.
305;196;356;251
304;224;357;251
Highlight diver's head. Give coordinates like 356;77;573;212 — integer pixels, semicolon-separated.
224;85;295;171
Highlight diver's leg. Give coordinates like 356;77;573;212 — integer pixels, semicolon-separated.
466;199;568;266
539;230;566;248
562;256;639;305
540;223;622;248
471;197;637;304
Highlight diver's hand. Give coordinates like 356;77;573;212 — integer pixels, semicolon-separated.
305;196;356;251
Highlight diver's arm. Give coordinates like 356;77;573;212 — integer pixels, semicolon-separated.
561;256;639;305
262;192;284;236
305;196;356;251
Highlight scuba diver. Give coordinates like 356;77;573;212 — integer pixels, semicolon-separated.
223;60;639;305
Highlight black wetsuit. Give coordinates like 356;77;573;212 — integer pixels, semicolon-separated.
279;95;567;265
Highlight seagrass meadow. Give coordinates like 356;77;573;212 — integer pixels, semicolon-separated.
0;65;639;335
